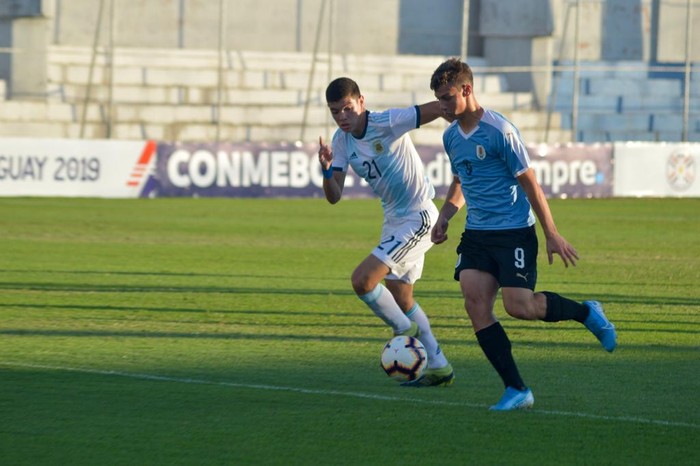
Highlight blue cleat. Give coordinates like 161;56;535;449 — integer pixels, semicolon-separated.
489;387;534;411
583;301;617;352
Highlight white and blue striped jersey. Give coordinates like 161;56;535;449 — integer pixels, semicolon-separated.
443;109;535;230
331;106;435;218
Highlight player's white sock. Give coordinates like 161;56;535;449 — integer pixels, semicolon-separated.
407;302;449;369
358;284;412;334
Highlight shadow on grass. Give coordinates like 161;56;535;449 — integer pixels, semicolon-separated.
0;328;696;353
1;268;348;282
0;302;372;318
0;281;362;297
5;269;698;295
1;281;698;308
0;358;696;465
2;301;698;333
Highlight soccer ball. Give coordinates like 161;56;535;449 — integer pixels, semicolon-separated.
380;335;427;381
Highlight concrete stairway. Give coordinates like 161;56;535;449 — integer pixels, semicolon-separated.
551;60;700;142
0;46;569;145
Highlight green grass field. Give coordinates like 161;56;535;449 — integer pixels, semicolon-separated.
0;197;698;465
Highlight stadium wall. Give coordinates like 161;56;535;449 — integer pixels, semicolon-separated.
2;0;699;98
1;138;697;198
38;0;700;62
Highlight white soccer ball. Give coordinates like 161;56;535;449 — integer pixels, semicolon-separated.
380;335;428;381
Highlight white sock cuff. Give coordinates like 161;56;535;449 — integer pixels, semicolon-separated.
406;302;420;318
358;284;383;304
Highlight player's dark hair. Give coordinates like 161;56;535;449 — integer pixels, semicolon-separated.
430;58;473;90
325;77;361;103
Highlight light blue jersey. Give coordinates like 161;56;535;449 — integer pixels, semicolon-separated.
332;106;435;218
443;109;535;230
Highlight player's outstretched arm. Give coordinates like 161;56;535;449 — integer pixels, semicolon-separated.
517;168;579;267
432;176;465;244
318;136;345;204
416;101;448;126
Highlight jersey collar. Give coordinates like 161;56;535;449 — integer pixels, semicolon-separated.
352;110;370;139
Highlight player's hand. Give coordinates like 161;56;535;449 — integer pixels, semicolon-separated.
318;136;333;170
545;233;579;267
431;216;449;244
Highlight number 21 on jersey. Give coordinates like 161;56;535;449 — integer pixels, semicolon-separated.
362;160;382;180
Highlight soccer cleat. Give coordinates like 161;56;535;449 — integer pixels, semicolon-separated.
395;321;421;339
489;387;534;411
583;300;617;352
400;364;455;387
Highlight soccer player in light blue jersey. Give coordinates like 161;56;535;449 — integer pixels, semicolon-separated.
318;77;454;387
429;58;617;410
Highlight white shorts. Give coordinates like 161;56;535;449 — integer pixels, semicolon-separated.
371;203;438;284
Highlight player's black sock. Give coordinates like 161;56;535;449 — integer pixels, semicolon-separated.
541;291;589;323
475;322;527;391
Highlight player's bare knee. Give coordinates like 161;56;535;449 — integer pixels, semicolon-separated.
464;292;488;311
504;306;528;320
503;300;538;320
464;297;485;318
351;271;375;296
463;300;497;329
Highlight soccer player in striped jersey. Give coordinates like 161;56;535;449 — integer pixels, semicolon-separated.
429;58;617;410
318;77;454;387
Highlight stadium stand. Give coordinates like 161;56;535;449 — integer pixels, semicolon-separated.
552;60;700;142
0;45;570;145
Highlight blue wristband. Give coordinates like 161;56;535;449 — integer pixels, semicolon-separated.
322;167;333;179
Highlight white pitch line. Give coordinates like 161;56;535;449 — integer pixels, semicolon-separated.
3;361;698;430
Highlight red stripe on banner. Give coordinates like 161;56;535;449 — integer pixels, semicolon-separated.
126;140;157;188
137;140;156;165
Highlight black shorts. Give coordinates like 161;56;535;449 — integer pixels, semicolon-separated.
454;226;538;290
